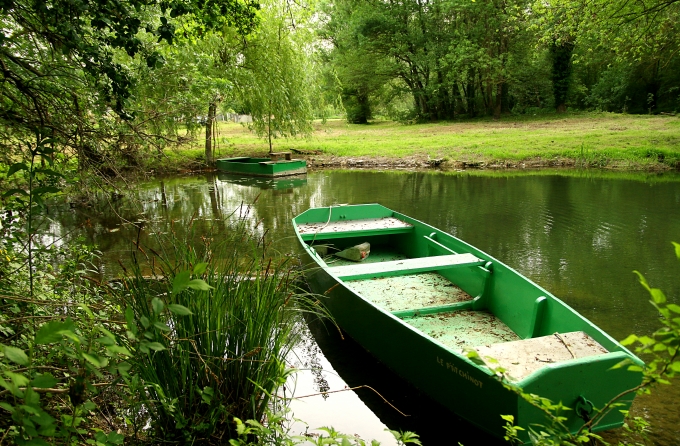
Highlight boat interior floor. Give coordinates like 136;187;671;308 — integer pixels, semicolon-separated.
346;273;473;312
403;310;520;351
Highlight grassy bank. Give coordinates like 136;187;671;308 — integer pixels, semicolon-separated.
167;112;680;171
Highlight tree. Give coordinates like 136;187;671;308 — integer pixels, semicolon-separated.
238;0;317;153
534;0;680;113
321;0;534;121
0;0;260;169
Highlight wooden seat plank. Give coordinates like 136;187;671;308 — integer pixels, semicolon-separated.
327;253;485;281
298;217;414;241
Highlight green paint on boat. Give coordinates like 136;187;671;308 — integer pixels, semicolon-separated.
293;203;644;444
215;156;306;177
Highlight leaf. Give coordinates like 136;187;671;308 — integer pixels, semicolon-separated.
465;349;486;366
673;242;680;260
172;270;191;295
667;304;680;314
5;371;30;387
3;188;29;198
168;304;193;316
83;353;108;368
193;262;209;276
31;373;58;388
40;168;65;178
96;336;115;346
125;307;137;334
35;319;75;344
79;303;95;319
649;288;666;304
187;278;213;291
107;431;125;445
7;162;28;177
2;345;29;365
0;402;15;414
106;345;132;357
610;358;633;369
653;342;667;352
151;297;165;314
32;186;60;195
146;342;166;351
97;326;116;340
153;321;171;332
638;335;655;346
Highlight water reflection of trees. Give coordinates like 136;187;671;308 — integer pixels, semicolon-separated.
45;170;680;335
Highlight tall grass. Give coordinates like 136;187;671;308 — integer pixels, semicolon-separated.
119;211;309;443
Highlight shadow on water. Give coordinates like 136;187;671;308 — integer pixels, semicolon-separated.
304;315;506;445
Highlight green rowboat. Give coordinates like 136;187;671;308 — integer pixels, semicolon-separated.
292;204;643;443
216;155;306;177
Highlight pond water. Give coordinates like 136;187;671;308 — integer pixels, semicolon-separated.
49;169;680;445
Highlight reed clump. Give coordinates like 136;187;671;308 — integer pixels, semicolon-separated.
119;214;308;443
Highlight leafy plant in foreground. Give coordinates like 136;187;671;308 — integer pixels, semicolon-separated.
2;138;132;445
500;242;680;445
119;216;315;443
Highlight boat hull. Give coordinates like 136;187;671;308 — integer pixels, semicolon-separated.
216;157;307;177
294;204;643;443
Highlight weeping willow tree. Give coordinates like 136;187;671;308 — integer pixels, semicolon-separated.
238;0;317;153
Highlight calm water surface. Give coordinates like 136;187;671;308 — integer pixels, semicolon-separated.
50;169;680;445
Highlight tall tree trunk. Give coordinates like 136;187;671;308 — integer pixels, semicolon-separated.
549;39;575;113
205;101;217;164
466;68;476;117
493;82;502;120
501;82;510;114
267;103;273;153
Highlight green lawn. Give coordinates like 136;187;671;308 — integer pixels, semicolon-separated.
171;112;680;170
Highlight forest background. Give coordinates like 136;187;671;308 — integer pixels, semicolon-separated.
1;0;679;177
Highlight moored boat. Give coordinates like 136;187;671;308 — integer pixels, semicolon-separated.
292;203;643;443
216;153;306;177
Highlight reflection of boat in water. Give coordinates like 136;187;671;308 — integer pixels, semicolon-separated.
293;203;643;444
216;172;307;190
303;314;504;445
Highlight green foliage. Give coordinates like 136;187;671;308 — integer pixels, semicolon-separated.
0;0;260;177
1;154;422;444
1;158;133;445
239;0;318;152
501;242;680;445
118;215;315;442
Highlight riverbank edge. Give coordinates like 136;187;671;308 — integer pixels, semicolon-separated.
157;152;677;176
302;153;677;171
